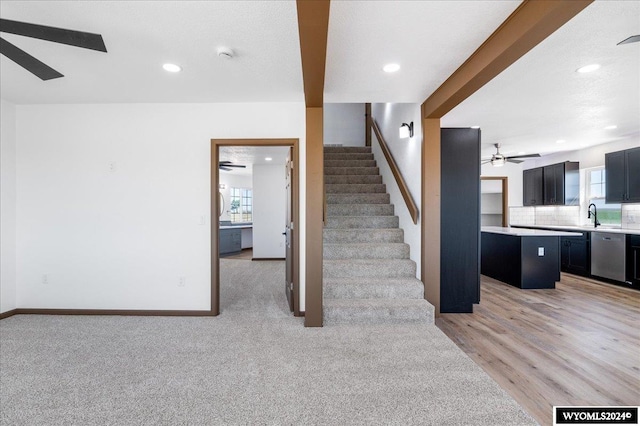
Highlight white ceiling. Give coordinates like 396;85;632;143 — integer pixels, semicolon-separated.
0;0;303;104
219;146;290;176
324;0;521;103
1;1;638;161
443;0;640;160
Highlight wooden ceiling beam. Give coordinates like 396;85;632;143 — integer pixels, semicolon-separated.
421;0;593;119
296;0;330;107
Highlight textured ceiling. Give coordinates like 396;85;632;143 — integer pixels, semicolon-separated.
1;1;637;161
324;0;521;103
443;0;640;160
219;146;290;176
0;1;303;104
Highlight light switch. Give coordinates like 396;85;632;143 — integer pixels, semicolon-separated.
538;247;544;256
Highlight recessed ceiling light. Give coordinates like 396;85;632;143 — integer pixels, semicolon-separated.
471;126;480;129
265;157;272;161
556;139;566;144
163;63;182;73
576;64;600;73
383;63;400;73
604;125;617;130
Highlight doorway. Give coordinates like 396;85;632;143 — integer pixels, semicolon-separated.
211;139;300;317
480;176;509;227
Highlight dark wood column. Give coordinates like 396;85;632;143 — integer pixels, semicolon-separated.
420;0;592;316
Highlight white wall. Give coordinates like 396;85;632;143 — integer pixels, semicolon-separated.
15;103;305;311
252;164;287;258
371;103;422;278
1;99;17;313
481;161;524;207
493;138;640;211
324;103;365;146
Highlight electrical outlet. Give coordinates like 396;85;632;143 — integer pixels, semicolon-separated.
538;247;544;256
178;276;186;287
199;215;206;226
109;161;117;172
42;274;48;285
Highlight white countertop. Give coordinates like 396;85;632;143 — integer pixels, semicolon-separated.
220;225;253;230
482;226;583;237
510;224;640;236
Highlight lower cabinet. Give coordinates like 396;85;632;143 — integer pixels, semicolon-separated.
219;228;242;255
627;235;640;288
560;233;590;277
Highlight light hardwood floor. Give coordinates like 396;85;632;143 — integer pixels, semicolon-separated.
437;273;640;426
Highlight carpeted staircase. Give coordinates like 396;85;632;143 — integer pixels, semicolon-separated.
323;146;435;325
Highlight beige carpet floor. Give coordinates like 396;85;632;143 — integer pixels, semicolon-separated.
0;259;536;425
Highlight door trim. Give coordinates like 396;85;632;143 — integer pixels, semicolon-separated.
211;139;300;317
481;176;509;227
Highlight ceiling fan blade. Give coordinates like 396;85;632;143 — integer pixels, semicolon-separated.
506;153;541;159
0;19;107;52
618;35;640;45
481;160;492;165
219;166;232;171
225;165;246;168
219;161;232;165
0;37;63;80
507;159;524;164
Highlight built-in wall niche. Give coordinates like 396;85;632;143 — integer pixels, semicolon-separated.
481;177;508;227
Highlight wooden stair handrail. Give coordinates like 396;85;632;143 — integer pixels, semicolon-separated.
370;118;419;224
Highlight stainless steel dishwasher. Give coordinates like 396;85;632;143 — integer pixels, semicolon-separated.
591;231;626;282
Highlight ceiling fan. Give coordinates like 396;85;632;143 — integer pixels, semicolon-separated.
482;144;540;167
219;161;247;172
0;18;107;81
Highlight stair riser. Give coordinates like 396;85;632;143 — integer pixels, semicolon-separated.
324;167;379;176
323;244;409;259
323;229;404;243
324;147;372;153
324;283;423;299
324;153;374;161
326;204;394;216
325;184;386;194
326;193;390;204
323;260;416;278
324;175;382;184
325;160;376;168
325;216;399;229
323;305;433;326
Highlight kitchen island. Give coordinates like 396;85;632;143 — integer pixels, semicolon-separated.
481;226;582;289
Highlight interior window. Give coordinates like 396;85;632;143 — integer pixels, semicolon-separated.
586;167;621;226
230;188;252;223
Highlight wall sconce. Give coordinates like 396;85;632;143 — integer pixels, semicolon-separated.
219;183;226;189
399;122;414;139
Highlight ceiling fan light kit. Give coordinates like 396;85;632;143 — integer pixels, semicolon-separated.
482;143;541;167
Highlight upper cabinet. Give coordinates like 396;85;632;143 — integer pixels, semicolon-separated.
523;168;543;206
606;147;640;203
523;161;579;206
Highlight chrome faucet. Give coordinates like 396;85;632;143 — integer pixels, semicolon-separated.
588;203;600;228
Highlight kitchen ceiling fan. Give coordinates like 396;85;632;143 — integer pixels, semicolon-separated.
219;161;247;172
0;18;107;81
482;144;540;167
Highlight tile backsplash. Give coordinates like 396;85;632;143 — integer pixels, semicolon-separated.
510;206;580;226
622;204;640;229
510;204;640;229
